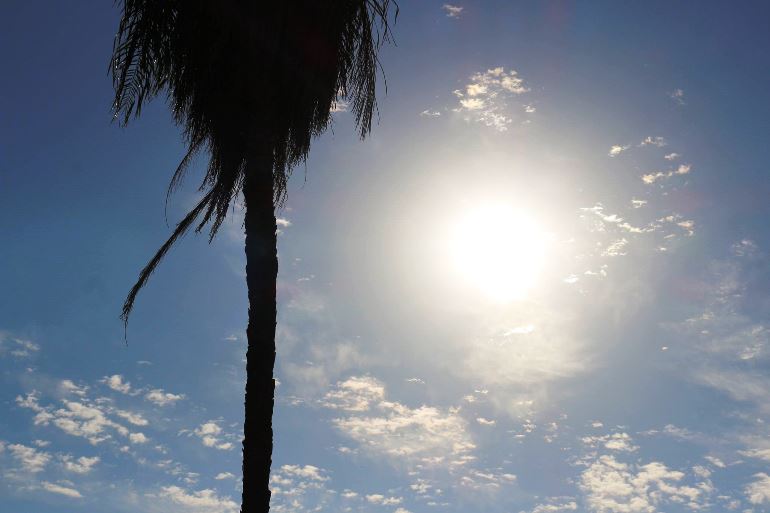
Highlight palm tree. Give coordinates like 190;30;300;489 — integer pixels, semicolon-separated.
110;1;395;511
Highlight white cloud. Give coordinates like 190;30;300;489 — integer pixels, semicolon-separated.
0;333;40;358
525;500;579;513
192;421;235;450
603;238;629;257
580;203;653;234
145;388;184;406
322;376;385;411
41;481;83;498
746;473;770;504
158;486;238;513
580;455;707;512
366;493;402;505
115;409;148;426
61;454;100;474
664;152;681;161
129;432;148;444
640;136;667;147
103;374;132;394
582;432;639;452
9;443;50;473
642;163;692;185
269;463;337;512
442;4;463;18
52;400;128;444
214;472;235;480
326;376;475;468
453;67;530;131
280;464;328;482
17;393;130;445
420;109;441;117
705;456;726;468
608;144;630;157
476;417;496;426
60;380;88;396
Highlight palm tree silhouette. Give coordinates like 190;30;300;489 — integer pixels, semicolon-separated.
110;1;395;511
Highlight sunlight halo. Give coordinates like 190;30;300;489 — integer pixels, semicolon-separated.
448;204;547;302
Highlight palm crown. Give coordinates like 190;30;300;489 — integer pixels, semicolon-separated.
111;0;396;323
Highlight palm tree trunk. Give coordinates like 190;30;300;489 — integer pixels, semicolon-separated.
241;161;277;513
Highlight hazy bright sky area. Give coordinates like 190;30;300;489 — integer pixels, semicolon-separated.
4;2;770;512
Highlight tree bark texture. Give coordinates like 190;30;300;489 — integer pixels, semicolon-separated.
241;163;277;513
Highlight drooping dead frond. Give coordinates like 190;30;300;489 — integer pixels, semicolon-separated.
112;0;397;326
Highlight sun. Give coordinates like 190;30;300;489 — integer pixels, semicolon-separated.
448;204;547;302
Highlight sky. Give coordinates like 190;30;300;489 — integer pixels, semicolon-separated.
3;1;770;512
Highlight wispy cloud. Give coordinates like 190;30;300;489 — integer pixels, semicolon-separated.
442;4;463;18
0;332;40;358
41;481;83;498
670;88;686;106
746;473;770;505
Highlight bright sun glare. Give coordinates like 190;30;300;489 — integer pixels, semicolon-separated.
449;204;547;302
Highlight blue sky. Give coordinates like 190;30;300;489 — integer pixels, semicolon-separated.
3;1;770;512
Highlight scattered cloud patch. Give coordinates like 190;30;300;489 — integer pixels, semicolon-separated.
41;481;83;498
115;409;148;426
322;376;385;412
640;136;667;147
129;432;148;444
453;67;530;131
608;144;630;157
61;454;99;474
642;164;692;184
102;374;132;394
581;455;708;512
157;485;238;513
8;443;50;473
325;376;475;468
746;473;770;504
0;333;39;358
191;421;234;450
670;88;686;105
582;432;638;452
145;388;184;406
366;493;402;505
442;4;463;18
